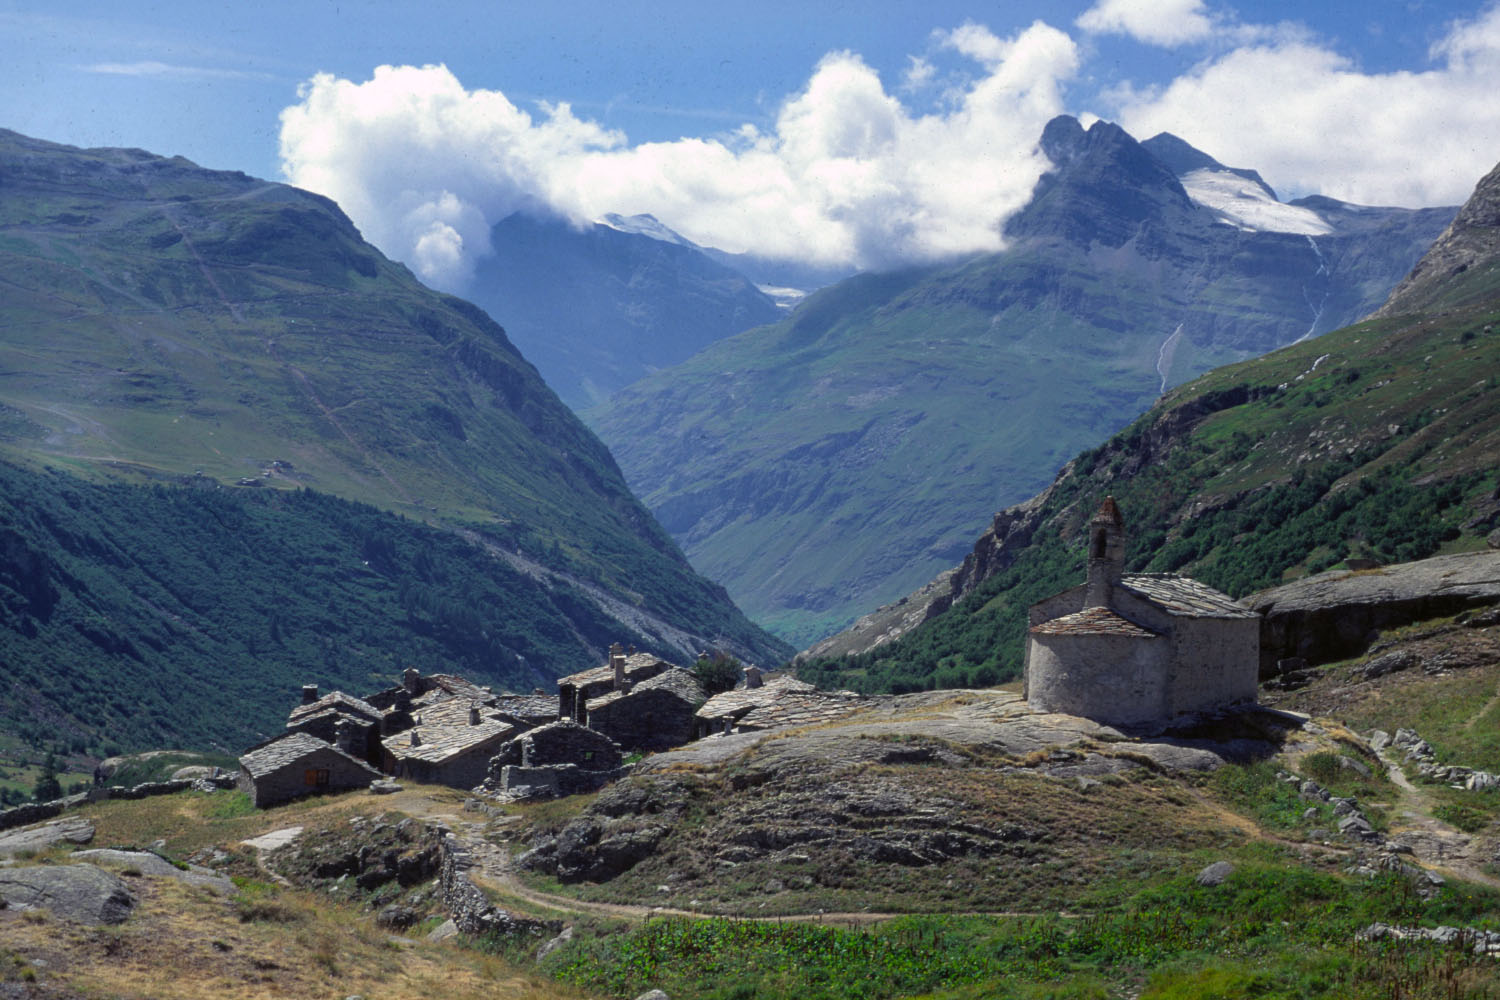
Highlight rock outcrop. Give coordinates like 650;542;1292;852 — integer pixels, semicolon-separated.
1248;551;1500;673
0;816;93;855
1374;158;1500;318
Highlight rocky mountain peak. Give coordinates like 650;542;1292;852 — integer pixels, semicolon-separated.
1008;115;1197;246
1374;156;1500;318
1141;131;1279;200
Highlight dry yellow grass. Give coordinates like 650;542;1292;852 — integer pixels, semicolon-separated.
0;860;585;1000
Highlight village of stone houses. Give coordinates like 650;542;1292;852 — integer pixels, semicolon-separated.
6;488;1500;999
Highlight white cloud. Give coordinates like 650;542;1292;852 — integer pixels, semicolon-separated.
1075;0;1215;47
278;23;1078;288
901;55;935;91
84;60;272;80
1104;3;1500;207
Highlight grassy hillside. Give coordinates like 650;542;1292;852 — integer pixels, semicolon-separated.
798;274;1500;693
0;128;790;753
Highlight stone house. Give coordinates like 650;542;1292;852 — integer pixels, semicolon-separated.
556;644;672;722
584;667;706;751
236;731;383;808
380;699;517;789
284;687;384;765
480;720;627;799
1024;497;1260;727
693;668;862;737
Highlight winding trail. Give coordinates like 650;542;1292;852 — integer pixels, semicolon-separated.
1375;749;1500;890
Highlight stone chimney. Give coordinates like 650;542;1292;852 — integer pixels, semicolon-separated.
301;684;319;705
1084;496;1127;608
610;642;626;690
744;664;763;689
469;702;482;726
394;689;412;712
403;667;421;695
334;717;359;755
410;728;422;747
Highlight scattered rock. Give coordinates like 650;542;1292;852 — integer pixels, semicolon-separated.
71;849;234;893
1337;756;1372;779
0;863;135;924
376;904;420;930
0;816;94;855
634;991;670;1000
1195;861;1235;886
1361;650;1420;680
370;779;403;795
426;918;459;943
243;826;304;852
1299;780;1329;802
537;925;574;960
1338;814;1379;843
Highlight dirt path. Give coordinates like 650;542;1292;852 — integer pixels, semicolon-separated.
1376;749;1500;890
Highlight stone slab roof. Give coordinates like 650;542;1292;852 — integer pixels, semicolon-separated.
589;667;706;712
493;694;559;719
413;673;494;706
558;652;673;689
287;691;382;724
696;676;817;722
408;698;504;729
384;716;516;765
239;733;379;780
1120;574;1259;619
734;692;864;731
1030;606;1162;637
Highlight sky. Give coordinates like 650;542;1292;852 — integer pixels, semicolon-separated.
5;0;1500;288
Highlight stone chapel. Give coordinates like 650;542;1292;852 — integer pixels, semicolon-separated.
1024;497;1260;727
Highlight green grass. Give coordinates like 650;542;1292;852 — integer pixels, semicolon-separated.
543;865;1500;1000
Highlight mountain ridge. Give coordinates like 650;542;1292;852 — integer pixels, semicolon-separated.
797;151;1500;688
590;115;1456;645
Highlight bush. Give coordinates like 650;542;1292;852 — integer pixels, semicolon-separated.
693;653;742;695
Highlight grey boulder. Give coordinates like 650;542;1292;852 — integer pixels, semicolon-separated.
0;863;135;924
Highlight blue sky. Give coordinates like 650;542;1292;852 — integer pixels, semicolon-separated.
5;1;1499;280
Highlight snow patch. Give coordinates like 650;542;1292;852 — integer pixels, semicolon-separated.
1181;168;1333;236
599;212;697;247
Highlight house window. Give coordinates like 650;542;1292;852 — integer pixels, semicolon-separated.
304;768;331;787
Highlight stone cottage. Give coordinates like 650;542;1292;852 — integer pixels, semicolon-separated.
237;731;383;808
585;667;706;751
1024;497;1260;727
693;667;863;737
284;687;384;765
556;644;672;722
380;699;517;789
480;720;627;799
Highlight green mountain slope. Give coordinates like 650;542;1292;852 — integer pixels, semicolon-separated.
0;129;790;749
797;161;1500;692
590;117;1453;645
